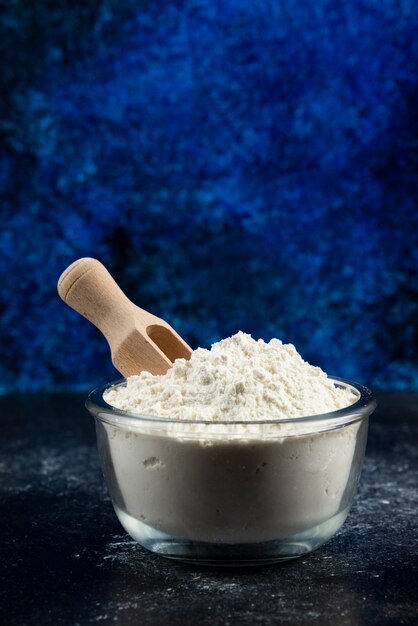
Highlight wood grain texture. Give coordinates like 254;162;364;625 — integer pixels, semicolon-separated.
57;258;192;377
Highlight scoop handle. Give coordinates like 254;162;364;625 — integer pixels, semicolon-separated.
57;257;136;337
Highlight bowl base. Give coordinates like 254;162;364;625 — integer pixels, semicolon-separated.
114;504;350;566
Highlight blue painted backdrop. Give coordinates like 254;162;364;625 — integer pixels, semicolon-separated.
1;1;418;391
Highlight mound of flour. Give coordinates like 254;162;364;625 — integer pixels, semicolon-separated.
104;332;356;420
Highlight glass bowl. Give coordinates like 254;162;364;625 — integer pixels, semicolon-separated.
86;377;376;566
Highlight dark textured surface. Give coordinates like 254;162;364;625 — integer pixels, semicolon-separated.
0;392;417;625
1;1;418;391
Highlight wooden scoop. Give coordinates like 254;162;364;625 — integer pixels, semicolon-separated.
57;257;192;377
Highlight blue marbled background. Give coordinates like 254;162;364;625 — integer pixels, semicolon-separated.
1;1;418;391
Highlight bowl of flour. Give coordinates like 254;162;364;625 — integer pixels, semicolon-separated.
86;332;376;565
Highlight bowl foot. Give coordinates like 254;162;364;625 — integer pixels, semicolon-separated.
113;504;350;566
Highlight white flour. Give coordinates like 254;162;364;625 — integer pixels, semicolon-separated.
104;331;356;420
97;332;369;548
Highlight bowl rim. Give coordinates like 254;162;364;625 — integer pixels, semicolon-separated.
86;376;377;428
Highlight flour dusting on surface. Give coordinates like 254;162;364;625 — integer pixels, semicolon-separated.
104;332;356;420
